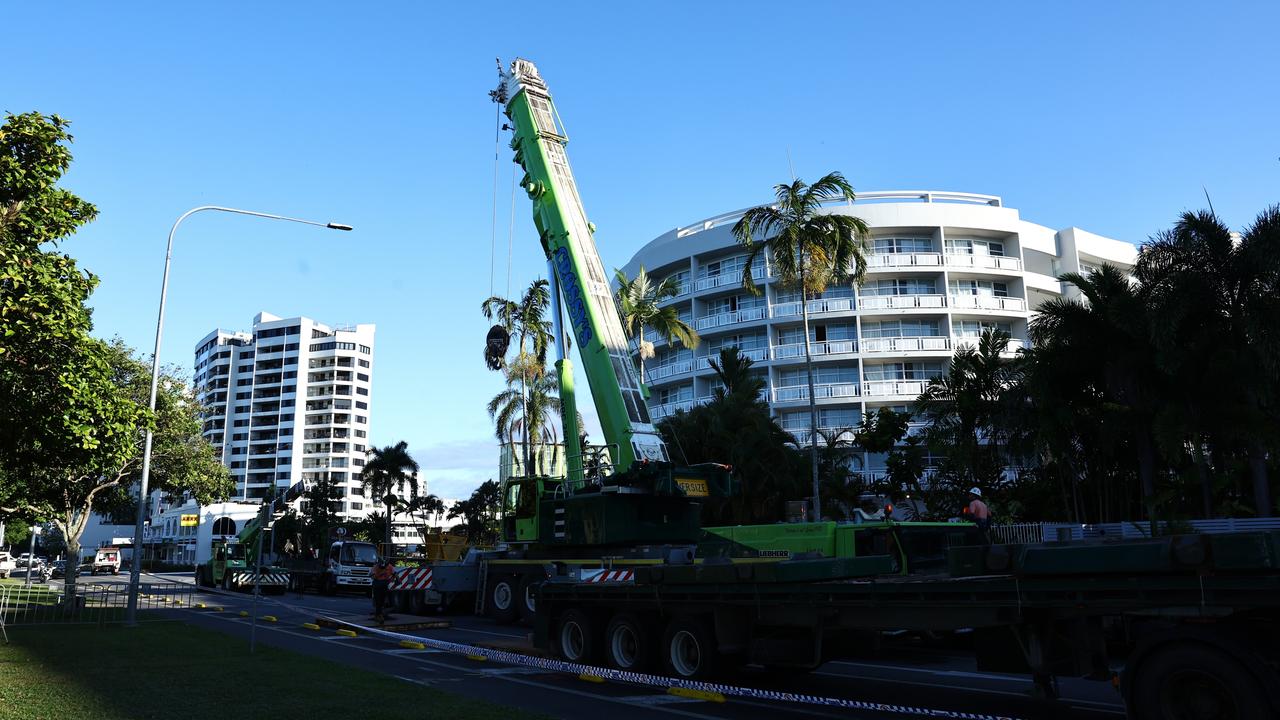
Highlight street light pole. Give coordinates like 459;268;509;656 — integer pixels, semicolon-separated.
126;206;352;626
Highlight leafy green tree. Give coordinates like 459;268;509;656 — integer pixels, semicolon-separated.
447;480;501;545
3;340;232;606
613;266;700;381
657;348;800;523
732;172;872;519
488;371;564;476
358;441;420;548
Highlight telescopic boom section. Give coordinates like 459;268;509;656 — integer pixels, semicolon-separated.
497;58;668;473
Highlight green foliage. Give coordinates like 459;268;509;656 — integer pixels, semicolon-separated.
358;441;420;546
658;348;802;523
614;266;700;380
447;480;501;545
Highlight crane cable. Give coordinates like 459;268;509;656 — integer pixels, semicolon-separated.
489;103;501;298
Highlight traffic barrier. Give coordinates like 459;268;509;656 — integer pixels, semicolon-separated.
578;673;606;683
302;623;321;630
336;629;358;637
668;687;725;703
262;615;278;623
399;640;427;650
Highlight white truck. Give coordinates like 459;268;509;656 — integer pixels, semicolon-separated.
91;547;122;575
0;552;15;579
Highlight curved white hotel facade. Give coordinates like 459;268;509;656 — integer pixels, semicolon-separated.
621;191;1136;461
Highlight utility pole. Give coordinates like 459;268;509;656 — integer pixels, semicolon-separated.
249;503;267;653
24;526;39;586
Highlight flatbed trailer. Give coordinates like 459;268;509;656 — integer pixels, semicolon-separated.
533;532;1280;720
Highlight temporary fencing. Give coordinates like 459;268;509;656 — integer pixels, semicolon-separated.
0;579;195;636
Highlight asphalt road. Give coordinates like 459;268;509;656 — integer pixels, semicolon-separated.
71;572;1128;720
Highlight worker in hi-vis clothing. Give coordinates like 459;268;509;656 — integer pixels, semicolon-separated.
371;559;395;620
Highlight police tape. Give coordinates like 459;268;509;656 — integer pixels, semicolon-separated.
187;582;1023;720
320;615;1024;720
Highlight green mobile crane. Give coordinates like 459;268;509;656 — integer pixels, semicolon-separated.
492;58;734;551
195;492;295;593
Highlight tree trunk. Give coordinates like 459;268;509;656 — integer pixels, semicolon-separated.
1249;441;1271;518
1191;440;1214;518
798;258;821;520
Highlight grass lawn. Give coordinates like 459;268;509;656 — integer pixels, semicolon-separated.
0;622;545;720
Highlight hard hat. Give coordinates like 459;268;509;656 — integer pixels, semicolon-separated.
968;487;982;497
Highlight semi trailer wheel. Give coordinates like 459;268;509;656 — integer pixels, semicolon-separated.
486;575;517;624
554;609;597;664
662;616;719;681
605;613;653;672
1128;642;1271;720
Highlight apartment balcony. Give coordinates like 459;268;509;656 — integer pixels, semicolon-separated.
948;294;1027;312
789;427;857;446
951;336;1028;353
866;252;942;269
693;266;765;293
773;382;861;402
646;360;693;381
944;253;1022;272
649;399;695;419
862;379;931;398
771;297;854;318
858;294;947;311
695;306;766;331
698;348;767;369
771;340;857;360
861;336;950;354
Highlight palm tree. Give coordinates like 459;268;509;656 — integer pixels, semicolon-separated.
488;371;563;476
482;279;555;471
358;441;420;550
1032;265;1164;525
1137;207;1280;517
731;172;872;520
614;266;700;382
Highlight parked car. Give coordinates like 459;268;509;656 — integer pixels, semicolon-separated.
0;552;15;579
50;560;66;579
92;548;121;575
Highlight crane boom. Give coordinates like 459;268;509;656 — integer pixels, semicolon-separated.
496;59;668;474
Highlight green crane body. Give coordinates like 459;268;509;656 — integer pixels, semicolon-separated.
495;59;732;552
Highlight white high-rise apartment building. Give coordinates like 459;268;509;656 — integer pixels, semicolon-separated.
194;312;377;520
622;191;1136;476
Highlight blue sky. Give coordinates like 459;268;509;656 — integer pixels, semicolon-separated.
5;1;1277;500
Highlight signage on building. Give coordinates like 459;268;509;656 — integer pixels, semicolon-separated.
180;514;199;527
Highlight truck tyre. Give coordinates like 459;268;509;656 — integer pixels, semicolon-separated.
221;572;231;591
662;616;719;681
605;613;653;672
487;575;518;624
517;576;540;624
554;609;597;664
430;592;452;615
1128;642;1271;720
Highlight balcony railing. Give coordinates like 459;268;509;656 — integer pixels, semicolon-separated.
867;252;942;269
698;348;767;369
862;379;931;398
944;253;1022;272
646;360;693;381
773;382;861;402
770;297;854;317
693;266;765;293
948;294;1026;312
861;336;950;353
649;399;695;419
771;340;857;359
858;294;946;311
951;336;1027;353
695;306;766;330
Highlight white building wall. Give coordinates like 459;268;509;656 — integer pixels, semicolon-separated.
622;191;1136;472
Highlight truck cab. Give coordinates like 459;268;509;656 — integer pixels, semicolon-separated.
325;540;379;591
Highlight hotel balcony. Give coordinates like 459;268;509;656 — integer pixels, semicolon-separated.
944;253;1022;272
862;379;931;398
771;297;854;318
771;340;857;360
695;306;767;331
948;294;1026;312
649;399;695;420
857;294;946;311
773;382;861;403
692;266;766;293
861;336;950;354
866;252;942;269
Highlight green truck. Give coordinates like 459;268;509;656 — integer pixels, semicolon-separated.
195;502;289;593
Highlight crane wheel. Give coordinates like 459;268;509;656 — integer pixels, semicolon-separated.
605;613;654;672
486;575;518;624
554;609;597;664
662;616;720;681
517;576;541;624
